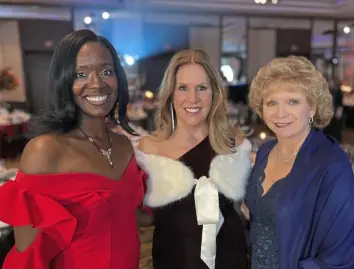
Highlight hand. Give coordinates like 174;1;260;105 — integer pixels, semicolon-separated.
335;107;343;120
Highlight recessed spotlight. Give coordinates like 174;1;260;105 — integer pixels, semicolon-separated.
102;12;110;20
124;55;135;66
344;26;351;34
84;16;92;25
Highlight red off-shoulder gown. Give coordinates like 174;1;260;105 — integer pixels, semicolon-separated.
0;156;146;269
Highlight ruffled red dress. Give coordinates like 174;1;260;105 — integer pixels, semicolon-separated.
0;156;146;269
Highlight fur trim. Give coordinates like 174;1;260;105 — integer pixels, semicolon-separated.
209;139;252;201
135;150;196;207
134;139;252;207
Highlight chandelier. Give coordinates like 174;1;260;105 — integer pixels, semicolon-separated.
254;0;278;4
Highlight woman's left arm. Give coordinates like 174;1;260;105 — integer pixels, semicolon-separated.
136;208;154;227
299;162;354;269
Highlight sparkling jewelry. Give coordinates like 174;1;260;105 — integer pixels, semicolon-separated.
79;128;113;168
274;148;299;163
170;102;175;131
274;132;308;163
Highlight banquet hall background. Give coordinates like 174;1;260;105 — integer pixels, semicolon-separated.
1;0;354;268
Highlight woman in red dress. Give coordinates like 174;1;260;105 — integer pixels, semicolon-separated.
0;29;146;269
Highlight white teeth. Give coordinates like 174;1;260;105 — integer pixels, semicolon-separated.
185;108;200;113
275;123;289;127
86;95;107;102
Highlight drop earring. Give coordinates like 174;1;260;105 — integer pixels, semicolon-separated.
170;102;175;131
308;116;314;124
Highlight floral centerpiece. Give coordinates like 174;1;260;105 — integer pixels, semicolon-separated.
0;67;18;92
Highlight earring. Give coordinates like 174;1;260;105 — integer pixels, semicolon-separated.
308;116;314;124
170;102;175;131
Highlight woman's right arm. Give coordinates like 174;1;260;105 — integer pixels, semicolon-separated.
13;135;61;253
0;135;76;269
136;208;154;227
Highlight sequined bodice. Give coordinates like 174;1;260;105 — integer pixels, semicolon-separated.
245;157;286;269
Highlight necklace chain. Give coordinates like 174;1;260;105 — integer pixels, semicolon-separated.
274;133;309;164
274;148;299;163
79;128;113;168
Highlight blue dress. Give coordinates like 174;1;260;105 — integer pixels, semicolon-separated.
246;129;354;269
245;143;285;269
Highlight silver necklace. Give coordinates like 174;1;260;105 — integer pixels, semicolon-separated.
274;133;308;163
274;147;299;163
79;128;113;168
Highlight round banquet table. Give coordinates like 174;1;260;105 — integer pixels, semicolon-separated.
0;121;28;157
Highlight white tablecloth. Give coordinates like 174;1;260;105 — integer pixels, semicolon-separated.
0;221;8;229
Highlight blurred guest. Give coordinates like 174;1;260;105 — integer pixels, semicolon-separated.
136;49;251;269
0;29;146;269
245;56;354;269
324;77;344;142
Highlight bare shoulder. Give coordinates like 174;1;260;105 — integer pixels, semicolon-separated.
136;135;161;154
111;132;134;155
15;134;64;250
20;134;63;174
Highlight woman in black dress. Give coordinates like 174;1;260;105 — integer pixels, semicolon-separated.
136;49;251;269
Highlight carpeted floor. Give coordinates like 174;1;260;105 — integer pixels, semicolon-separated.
139;227;154;269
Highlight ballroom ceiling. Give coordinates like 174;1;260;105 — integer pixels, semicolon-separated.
140;0;353;17
0;0;354;18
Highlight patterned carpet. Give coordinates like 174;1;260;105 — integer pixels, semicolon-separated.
139;227;154;269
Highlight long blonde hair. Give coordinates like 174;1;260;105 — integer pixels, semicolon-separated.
153;49;234;154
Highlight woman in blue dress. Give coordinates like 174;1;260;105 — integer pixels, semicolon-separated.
245;56;354;269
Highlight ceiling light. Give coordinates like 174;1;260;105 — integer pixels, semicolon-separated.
124;55;135;66
255;0;279;4
344;26;351;34
102;12;110;20
84;16;92;25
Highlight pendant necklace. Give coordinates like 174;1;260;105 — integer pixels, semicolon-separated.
79;127;114;168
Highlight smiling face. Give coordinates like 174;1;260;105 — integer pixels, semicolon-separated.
72;41;118;119
262;82;316;140
173;63;212;129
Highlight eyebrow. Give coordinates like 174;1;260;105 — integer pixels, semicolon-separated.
76;62;113;68
176;82;209;86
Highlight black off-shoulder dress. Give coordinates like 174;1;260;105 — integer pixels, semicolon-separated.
138;137;250;269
